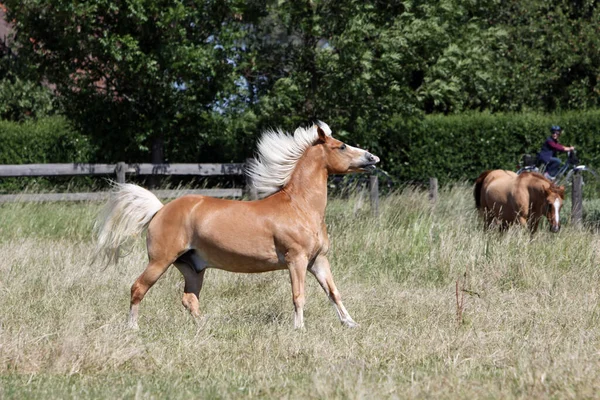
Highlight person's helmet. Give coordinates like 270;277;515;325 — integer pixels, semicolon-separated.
550;125;562;133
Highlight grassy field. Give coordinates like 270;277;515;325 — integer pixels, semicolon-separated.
1;184;600;399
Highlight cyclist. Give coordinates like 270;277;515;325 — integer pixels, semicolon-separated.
538;125;575;181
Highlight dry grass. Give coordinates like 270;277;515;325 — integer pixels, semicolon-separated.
1;185;600;399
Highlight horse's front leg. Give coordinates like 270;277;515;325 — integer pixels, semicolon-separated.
529;217;541;234
308;255;358;328
287;253;308;329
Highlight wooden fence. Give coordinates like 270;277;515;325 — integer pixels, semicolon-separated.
3;164;583;223
0;162;245;203
0;163;381;214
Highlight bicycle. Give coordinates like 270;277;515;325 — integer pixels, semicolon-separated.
515;153;541;175
516;150;600;199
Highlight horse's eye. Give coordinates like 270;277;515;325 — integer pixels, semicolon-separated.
339;144;347;150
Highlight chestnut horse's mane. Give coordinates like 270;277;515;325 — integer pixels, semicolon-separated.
246;121;332;198
518;171;564;194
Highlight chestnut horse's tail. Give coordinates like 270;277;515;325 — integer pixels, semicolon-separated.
474;170;493;209
94;183;164;265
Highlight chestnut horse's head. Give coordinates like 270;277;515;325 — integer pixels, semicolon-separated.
315;124;380;174
544;184;565;233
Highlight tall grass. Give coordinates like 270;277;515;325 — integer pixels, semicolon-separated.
1;185;600;398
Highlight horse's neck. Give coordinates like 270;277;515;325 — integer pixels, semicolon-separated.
283;146;329;216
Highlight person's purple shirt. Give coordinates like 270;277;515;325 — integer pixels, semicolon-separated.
539;136;567;163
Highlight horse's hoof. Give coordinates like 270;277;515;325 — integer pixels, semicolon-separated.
343;320;359;328
192;315;209;328
127;321;139;330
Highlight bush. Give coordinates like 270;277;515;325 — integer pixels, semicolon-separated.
0;116;94;193
0;77;56;121
379;110;600;185
3;110;600;193
0;116;92;164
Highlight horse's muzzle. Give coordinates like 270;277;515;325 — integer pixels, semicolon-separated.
366;153;379;163
361;153;380;171
550;225;560;233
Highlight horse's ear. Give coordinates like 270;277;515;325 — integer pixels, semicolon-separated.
316;125;327;144
557;185;565;197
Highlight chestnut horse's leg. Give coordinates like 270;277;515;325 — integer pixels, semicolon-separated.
483;209;495;230
287;254;308;329
128;259;172;329
308;255;358;328
174;262;206;318
529;217;540;234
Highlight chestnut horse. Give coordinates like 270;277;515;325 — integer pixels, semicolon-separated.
95;122;379;329
474;170;565;233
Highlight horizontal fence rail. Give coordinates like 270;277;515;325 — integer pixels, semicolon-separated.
0;162;380;214
0;162;246;202
0;189;243;203
0;163;245;178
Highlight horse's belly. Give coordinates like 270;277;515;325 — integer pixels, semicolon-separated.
192;236;286;273
213;262;287;274
206;252;286;273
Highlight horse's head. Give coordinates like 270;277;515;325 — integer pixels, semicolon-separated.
316;125;380;174
544;185;565;233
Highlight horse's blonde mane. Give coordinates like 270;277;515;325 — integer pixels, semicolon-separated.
246;121;332;198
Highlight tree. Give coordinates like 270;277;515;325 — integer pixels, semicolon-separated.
6;0;600;170
494;0;600;112
5;0;242;162
0;8;55;121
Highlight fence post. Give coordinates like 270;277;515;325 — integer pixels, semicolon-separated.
571;171;583;226
429;177;438;203
115;162;127;184
369;174;379;217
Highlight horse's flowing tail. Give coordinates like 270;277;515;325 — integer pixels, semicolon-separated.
94;183;164;265
474;170;492;209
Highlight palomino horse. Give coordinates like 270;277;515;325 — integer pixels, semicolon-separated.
95;122;379;329
474;170;565;233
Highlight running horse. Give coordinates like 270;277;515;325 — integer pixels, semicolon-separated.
474;170;565;233
95;122;379;329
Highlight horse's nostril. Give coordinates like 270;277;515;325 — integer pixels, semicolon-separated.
366;153;378;163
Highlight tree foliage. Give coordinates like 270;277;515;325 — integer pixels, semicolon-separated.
0;25;55;121
5;0;244;162
4;0;600;170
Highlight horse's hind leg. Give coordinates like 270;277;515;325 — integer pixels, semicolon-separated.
129;259;172;329
308;255;358;328
174;261;206;319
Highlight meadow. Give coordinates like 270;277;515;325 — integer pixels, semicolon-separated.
1;184;600;399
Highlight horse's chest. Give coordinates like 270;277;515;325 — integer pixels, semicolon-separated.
307;222;329;255
280;220;328;256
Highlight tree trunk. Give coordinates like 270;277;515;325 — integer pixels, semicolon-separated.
148;136;164;189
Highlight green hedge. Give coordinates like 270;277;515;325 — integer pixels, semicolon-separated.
0;116;92;164
380;110;600;184
0;116;94;193
2;111;600;191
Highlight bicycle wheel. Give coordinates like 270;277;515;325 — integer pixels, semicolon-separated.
563;166;600;226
